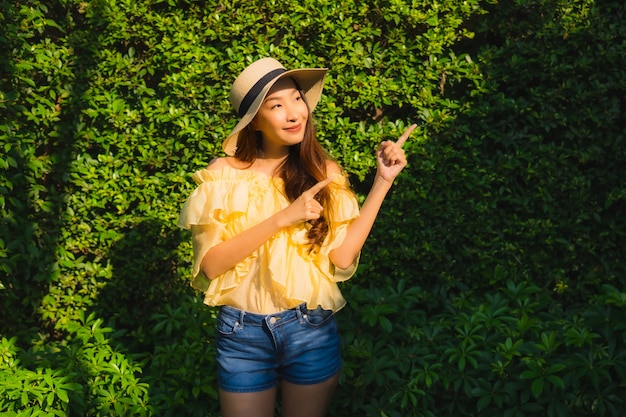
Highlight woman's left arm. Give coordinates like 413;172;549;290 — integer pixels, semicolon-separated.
329;124;417;269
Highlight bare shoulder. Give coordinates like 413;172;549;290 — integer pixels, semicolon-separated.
206;157;231;170
325;159;343;176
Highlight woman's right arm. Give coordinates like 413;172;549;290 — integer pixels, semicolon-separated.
200;174;335;280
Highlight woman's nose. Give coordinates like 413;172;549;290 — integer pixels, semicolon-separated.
285;105;298;121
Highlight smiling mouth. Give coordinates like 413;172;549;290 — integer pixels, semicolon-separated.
284;124;302;133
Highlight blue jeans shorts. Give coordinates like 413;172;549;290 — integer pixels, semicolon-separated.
216;303;342;393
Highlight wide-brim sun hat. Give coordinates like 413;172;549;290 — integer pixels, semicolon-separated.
223;57;328;156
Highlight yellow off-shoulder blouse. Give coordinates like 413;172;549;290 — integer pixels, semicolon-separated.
177;165;360;314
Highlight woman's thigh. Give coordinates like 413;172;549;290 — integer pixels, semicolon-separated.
280;372;340;417
219;388;277;417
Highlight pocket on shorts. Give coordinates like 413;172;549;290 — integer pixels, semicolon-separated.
302;306;334;328
217;312;241;336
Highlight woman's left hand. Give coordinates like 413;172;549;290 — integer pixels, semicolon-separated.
376;124;416;182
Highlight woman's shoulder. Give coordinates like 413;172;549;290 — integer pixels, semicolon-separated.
325;159;342;176
206;156;256;171
191;158;234;184
324;159;354;192
205;157;234;170
193;157;273;186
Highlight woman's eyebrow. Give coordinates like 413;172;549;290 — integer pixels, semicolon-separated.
264;89;299;103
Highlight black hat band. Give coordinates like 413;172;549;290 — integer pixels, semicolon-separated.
238;68;287;117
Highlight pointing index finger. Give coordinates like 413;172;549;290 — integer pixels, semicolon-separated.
306;175;336;197
396;123;418;147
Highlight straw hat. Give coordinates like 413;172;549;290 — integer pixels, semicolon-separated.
223;57;328;156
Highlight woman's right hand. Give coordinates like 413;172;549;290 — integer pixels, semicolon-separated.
278;175;335;227
200;175;335;279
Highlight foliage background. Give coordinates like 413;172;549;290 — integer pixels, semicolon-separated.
1;0;625;416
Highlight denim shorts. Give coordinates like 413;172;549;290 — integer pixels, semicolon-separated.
216;303;342;393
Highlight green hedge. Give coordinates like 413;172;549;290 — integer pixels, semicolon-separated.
1;0;625;416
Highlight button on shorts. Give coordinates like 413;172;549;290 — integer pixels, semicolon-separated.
216;303;342;393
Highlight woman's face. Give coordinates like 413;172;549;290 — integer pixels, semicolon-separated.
252;77;309;154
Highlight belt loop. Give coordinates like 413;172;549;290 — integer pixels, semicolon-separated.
239;309;246;329
296;303;305;324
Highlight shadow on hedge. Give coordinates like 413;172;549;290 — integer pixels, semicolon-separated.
95;219;188;349
94;218;220;416
0;1;102;342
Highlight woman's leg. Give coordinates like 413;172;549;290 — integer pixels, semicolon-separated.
280;372;339;417
219;387;277;417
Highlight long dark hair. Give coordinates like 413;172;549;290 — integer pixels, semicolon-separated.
234;91;333;251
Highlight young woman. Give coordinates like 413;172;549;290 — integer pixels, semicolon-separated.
178;57;416;417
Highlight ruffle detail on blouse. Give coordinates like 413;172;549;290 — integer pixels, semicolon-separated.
178;168;273;229
268;234;352;312
177;165;360;313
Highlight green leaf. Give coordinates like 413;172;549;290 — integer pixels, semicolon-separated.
57;389;69;403
531;378;544;398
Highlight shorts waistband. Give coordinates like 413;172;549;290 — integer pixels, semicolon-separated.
219;303;309;328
